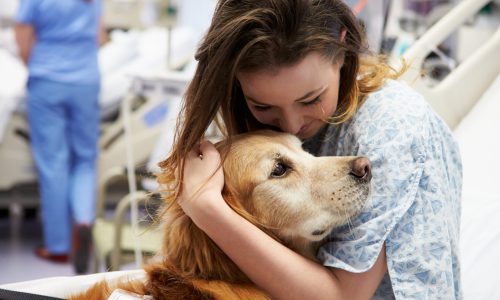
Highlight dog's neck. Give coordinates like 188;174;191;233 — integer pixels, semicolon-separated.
158;204;251;283
157;203;320;284
281;236;320;262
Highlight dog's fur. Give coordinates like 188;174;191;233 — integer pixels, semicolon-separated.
71;130;371;299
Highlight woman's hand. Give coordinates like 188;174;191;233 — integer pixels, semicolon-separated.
178;140;226;224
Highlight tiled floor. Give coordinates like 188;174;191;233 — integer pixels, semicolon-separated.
0;210;75;285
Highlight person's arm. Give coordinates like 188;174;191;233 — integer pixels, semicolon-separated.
14;23;35;65
180;141;387;300
98;19;108;46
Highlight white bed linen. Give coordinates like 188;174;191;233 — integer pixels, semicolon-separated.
454;74;500;300
99;26;196;119
0;270;145;299
0;48;27;141
0;26;195;141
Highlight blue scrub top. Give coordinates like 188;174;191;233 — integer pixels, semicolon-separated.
16;0;102;84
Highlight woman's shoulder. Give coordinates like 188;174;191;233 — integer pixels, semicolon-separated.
315;80;446;157
347;79;438;140
339;80;435;158
359;79;430;121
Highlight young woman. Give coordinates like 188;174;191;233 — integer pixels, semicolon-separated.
160;0;462;299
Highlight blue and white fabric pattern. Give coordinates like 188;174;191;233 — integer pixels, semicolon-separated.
303;80;462;299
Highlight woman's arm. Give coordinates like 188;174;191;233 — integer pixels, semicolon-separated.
180;141;387;300
197;198;387;300
14;23;35;65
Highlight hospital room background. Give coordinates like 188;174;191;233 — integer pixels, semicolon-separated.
0;0;498;298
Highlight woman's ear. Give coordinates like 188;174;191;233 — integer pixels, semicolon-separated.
340;27;347;42
336;28;347;68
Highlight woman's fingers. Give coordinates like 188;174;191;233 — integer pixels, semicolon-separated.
200;140;221;165
186;142;201;160
178;140;226;219
185;140;217;162
182;140;223;194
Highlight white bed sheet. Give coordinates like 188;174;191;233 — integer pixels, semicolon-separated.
455;74;500;299
0;270;145;299
0;26;196;141
0;48;27;141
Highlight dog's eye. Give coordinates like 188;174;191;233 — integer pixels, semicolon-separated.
271;162;288;178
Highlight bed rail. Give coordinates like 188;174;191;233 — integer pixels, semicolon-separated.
400;0;500;129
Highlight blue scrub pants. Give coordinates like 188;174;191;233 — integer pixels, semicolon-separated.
27;78;100;254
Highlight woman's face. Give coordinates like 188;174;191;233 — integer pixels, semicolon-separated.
237;52;342;140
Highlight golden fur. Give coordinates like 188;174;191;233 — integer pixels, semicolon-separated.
71;130;371;299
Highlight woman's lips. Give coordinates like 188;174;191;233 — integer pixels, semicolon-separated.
297;123;311;137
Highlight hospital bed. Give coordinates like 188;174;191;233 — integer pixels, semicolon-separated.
0;25;197;194
91;65;197;273
0;0;499;298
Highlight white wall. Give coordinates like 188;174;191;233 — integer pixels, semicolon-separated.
177;0;217;42
0;0;19;21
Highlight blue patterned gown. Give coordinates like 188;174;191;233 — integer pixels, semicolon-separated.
302;80;462;299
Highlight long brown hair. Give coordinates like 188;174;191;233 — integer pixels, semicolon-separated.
158;0;403;195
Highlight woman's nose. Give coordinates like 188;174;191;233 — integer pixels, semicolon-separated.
278;112;303;135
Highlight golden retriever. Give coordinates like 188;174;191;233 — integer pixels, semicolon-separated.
71;130;372;300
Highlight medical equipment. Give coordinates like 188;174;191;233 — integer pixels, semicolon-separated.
92;64;194;272
102;0;176;29
400;0;499;130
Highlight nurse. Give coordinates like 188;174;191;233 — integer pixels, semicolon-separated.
14;0;105;274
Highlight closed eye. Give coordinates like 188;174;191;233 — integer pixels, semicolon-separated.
300;96;321;106
253;96;321;111
270;162;290;178
254;104;271;111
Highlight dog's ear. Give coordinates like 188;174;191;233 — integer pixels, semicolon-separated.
214;139;231;162
223;189;283;246
221;188;263;232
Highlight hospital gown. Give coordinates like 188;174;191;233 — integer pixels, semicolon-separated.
302;80;462;299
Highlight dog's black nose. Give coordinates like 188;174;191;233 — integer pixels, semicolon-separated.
350;157;372;183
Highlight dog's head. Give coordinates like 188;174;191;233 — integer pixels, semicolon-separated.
153;130;372;285
217;130;372;244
